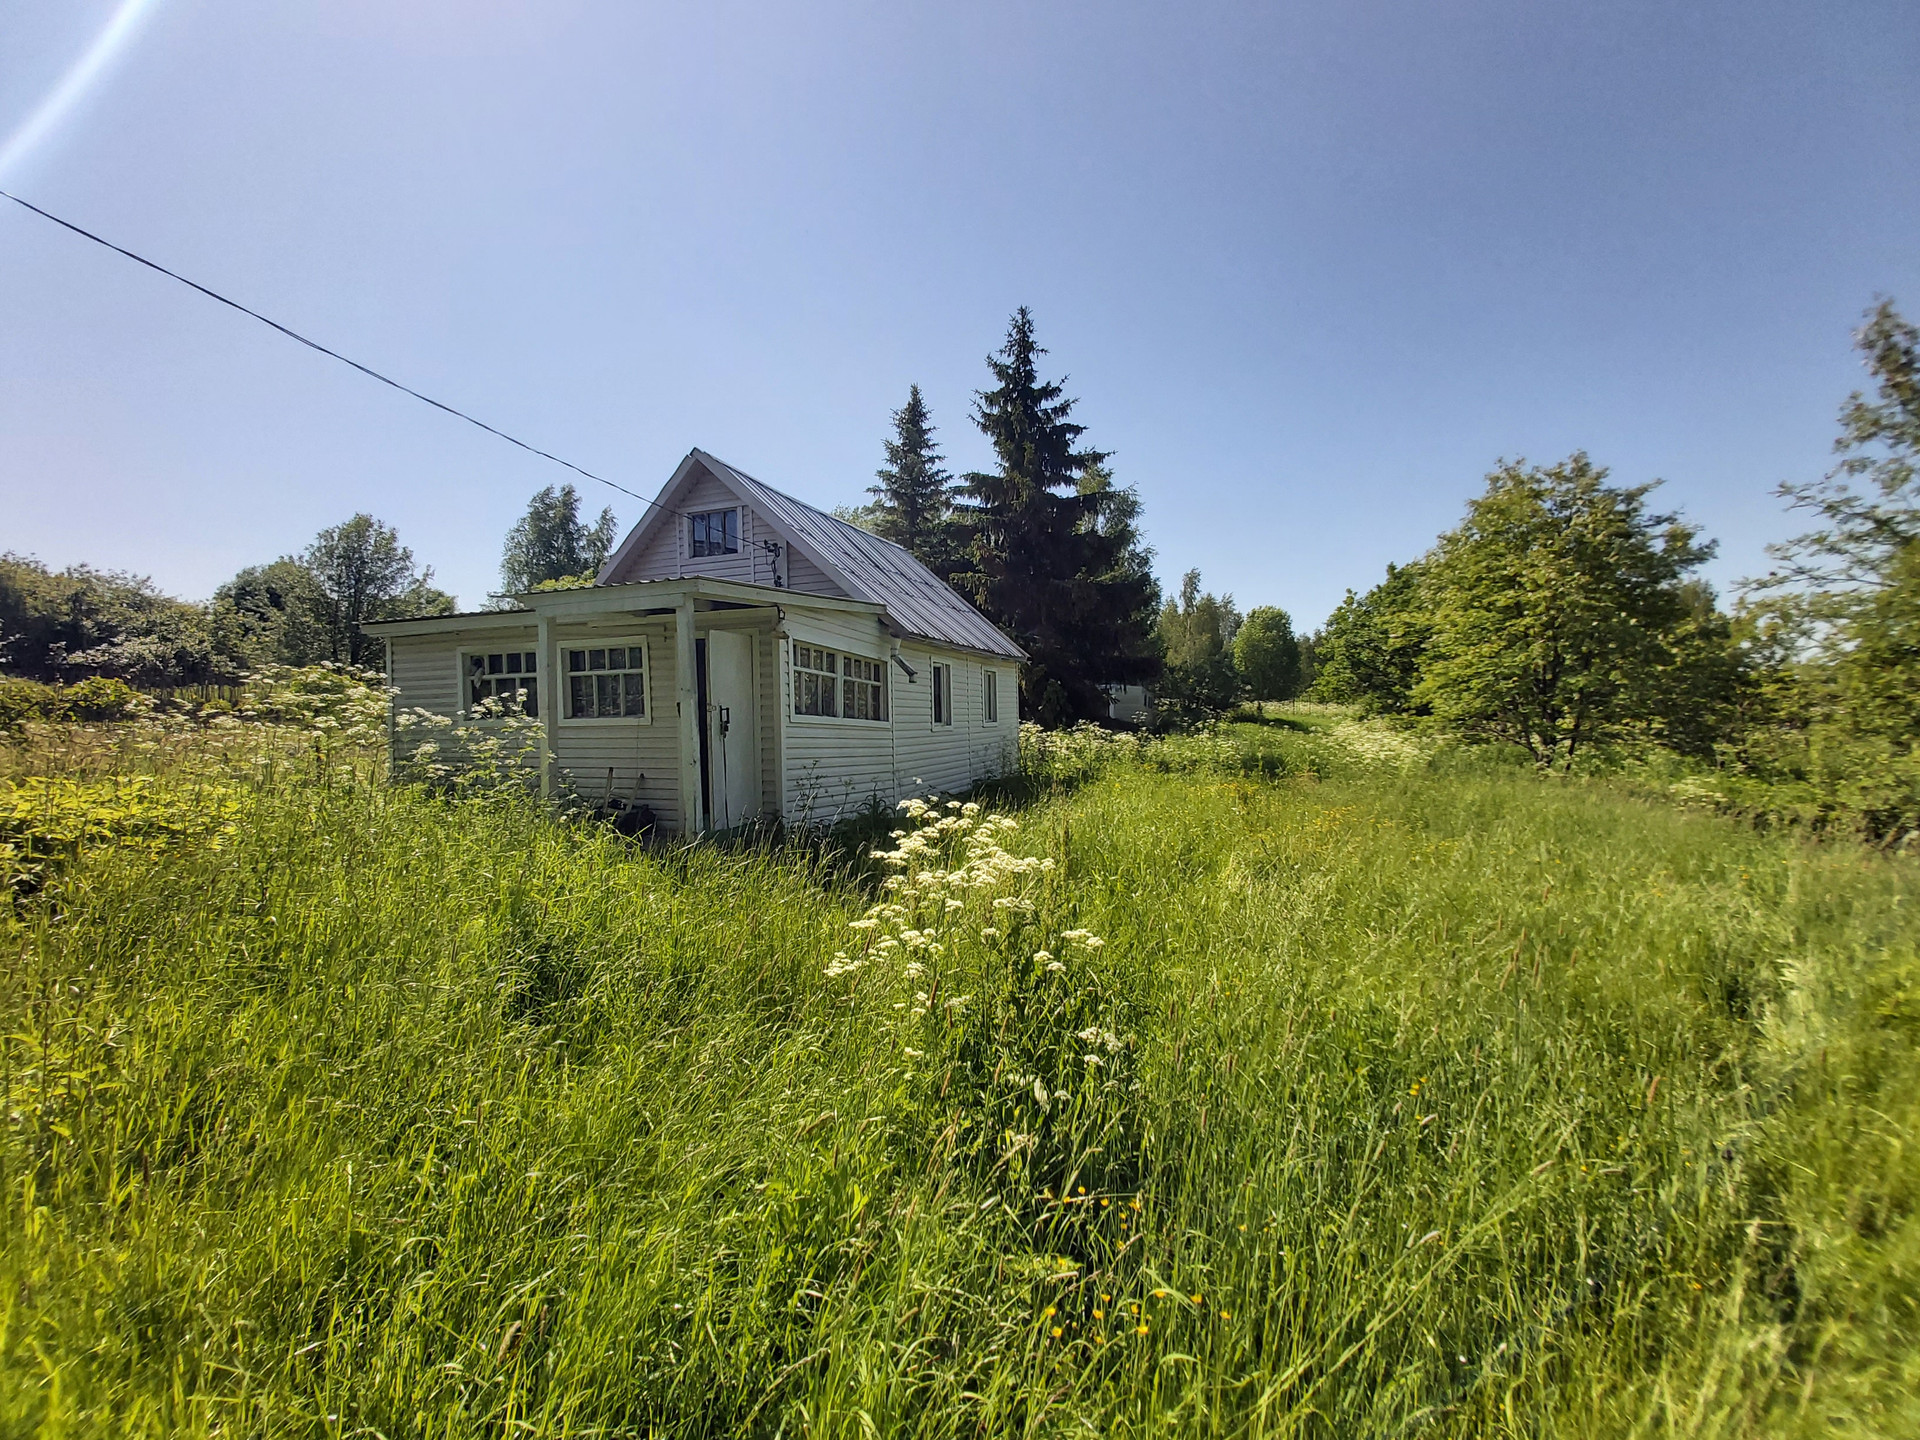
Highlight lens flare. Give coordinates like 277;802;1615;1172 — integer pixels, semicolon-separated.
0;0;164;183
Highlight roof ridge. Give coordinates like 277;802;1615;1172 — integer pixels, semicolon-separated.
684;448;1025;661
697;449;924;564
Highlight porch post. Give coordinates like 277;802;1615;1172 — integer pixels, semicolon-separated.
676;596;704;833
536;614;556;800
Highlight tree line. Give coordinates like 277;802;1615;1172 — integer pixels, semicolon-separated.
0;470;629;686
5;295;1915;837
1304;300;1920;840
0;516;452;684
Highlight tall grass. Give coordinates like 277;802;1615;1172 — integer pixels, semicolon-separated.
1;717;1913;1436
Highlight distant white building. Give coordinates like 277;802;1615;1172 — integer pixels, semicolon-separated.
367;449;1024;832
1104;684;1151;724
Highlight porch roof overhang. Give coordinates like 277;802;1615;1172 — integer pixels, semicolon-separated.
360;575;886;639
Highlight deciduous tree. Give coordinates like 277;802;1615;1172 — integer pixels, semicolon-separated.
1154;569;1241;722
499;484;617;597
1233;606;1302;700
1414;454;1716;769
1306;562;1431;714
304;516;452;668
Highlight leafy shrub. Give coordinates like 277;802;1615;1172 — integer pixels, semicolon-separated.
0;675;148;729
0;775;242;903
0;678;61;731
58;676;144;721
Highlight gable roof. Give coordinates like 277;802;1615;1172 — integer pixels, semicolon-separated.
601;449;1026;662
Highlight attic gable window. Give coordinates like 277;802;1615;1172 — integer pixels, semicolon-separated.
689;508;739;557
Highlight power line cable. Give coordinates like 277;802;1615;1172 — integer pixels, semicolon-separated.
0;186;676;519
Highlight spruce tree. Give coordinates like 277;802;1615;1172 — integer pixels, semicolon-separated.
868;385;959;574
960;308;1160;724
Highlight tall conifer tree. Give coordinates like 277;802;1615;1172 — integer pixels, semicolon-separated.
868;385;959;574
960;308;1160;724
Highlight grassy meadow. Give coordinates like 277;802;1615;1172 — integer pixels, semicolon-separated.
2;708;1916;1437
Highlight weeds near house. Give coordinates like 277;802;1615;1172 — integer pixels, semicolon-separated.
1;708;1914;1436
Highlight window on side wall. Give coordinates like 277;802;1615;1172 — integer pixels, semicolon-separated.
793;643;838;717
792;643;889;720
565;643;647;719
932;663;952;725
689;508;739;557
466;650;539;718
983;669;998;724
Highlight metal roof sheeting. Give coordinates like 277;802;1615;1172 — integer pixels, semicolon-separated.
696;451;1027;661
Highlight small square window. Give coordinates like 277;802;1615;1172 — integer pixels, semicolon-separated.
689;509;739;557
563;642;646;718
466;651;539;718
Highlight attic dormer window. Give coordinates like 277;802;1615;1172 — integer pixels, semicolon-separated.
689;508;739;557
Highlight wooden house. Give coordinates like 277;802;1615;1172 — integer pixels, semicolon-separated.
365;449;1024;831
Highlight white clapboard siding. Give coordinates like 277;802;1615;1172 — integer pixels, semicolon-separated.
780;610;897;823
389;634;468;716
785;548;837;595
777;610;1019;823
890;646;1016;799
550;622;683;830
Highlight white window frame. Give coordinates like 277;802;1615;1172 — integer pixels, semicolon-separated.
983;668;998;724
688;507;740;558
458;646;541;723
931;662;953;727
559;637;653;725
789;638;890;725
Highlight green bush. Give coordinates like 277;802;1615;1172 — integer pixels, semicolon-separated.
58;675;144;721
0;677;61;730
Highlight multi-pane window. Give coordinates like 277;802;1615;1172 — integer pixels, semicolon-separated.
566;644;646;718
983;669;998;723
932;663;952;725
792;644;888;720
467;651;538;717
843;655;888;721
689;508;739;557
793;643;838;717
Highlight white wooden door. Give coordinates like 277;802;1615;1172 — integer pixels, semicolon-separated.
704;629;760;827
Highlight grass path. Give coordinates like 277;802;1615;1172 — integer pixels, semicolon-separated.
2;728;1915;1436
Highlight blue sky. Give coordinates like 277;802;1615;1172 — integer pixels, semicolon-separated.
2;0;1916;624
